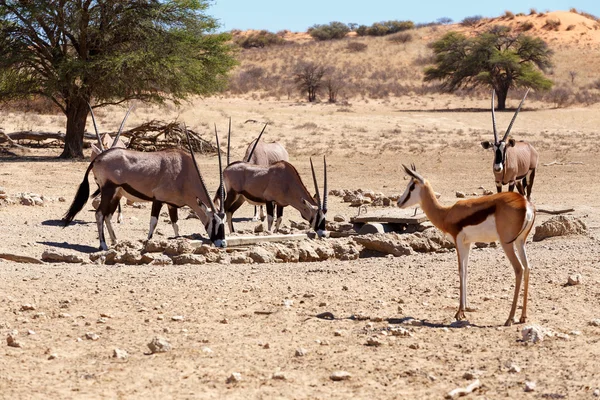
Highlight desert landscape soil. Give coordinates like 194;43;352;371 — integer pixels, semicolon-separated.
1;97;600;399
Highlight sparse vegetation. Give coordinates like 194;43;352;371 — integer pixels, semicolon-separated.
307;22;350;41
504;11;515;19
356;20;414;37
234;30;287;48
544;18;561;31
387;32;413;44
293;62;328;102
461;15;483;27
346;42;368;52
566;24;576;31
529;8;538;15
437;17;453;25
521;21;535;31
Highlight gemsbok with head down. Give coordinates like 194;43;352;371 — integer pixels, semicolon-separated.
481;89;539;200
62;125;226;250
397;164;535;326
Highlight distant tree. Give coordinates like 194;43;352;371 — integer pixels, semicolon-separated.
294;62;327;102
424;27;553;109
307;22;349;41
235;30;286;48
348;23;359;31
0;1;236;158
323;69;344;103
437;17;453;25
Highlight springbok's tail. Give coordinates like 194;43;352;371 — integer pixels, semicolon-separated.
62;162;95;227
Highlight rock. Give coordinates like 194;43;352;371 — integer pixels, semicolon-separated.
274;244;299;262
272;371;287;380
483;189;494;195
171;254;206;265
58;196;66;202
20;195;34;206
42;249;85;263
455;191;466;198
353;234;414;256
248;247;276;263
333;214;346;222
85;332;100;341
389;327;412;337
20;304;36;311
524;381;536;392
147;337;171;353
114;249;144;265
143;254;173;266
171;315;184;322
144;239;170;253
593;389;600;397
295;348;308;357
48;353;58;360
230;253;253;264
533;216;587;242
366;336;383;346
508;363;521;373
163;239;194;256
331;241;361;260
589;319;600;327
297;241;321;262
462;370;483;379
6;332;23;348
315;244;335;260
521;325;547;343
254;223;265;233
567;274;582;286
290;220;309;230
113;348;128;359
0;187;5;194
226;372;242;384
330;371;352;381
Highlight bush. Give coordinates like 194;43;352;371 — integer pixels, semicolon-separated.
355;25;368;36
461;15;483;26
387;32;413;44
307;22;350;41
437;17;453;25
356;20;414;37
566;24;576;31
544;18;561;30
504;11;515;19
235;30;286;48
521;21;534;31
346;42;368;52
547;86;571;107
529;8;537;15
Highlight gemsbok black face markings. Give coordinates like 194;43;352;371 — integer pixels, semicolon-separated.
398;164;536;326
481;89;539;200
62;123;226;250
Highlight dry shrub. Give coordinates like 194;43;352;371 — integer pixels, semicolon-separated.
529;8;537;15
0;97;62;114
566;24;576;31
413;53;435;66
521;21;534;31
234;30;286;49
346;42;368;52
504;11;515;19
461;15;483;27
544;18;561;30
387;32;413;44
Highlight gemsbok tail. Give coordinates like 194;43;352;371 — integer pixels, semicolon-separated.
62;162;95;227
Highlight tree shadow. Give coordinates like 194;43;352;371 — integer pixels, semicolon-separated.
393;107;532;113
37;241;98;254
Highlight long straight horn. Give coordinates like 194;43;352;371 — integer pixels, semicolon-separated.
184;124;217;212
502;88;530;141
215;123;225;213
245;123;268;162
310;157;321;210
227;117;231;166
88;102;104;152
491;89;498;144
322;156;328;212
111;104;134;148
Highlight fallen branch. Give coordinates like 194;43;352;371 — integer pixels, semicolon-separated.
537;207;574;215
543;160;584;166
446;379;481;399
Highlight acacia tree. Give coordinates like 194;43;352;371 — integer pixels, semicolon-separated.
0;1;236;158
293;62;327;102
424;26;553;110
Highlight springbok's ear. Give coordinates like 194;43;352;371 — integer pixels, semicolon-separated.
481;141;492;149
508;138;516;147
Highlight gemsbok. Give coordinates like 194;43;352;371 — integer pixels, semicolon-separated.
62;126;226;250
481;89;539;200
221;155;328;237
397;164;536;326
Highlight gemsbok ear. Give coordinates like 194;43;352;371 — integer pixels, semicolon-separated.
481;141;492;149
508;138;516;147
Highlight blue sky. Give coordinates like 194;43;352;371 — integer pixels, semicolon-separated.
208;0;598;32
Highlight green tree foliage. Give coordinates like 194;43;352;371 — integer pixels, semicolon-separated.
355;20;414;37
424;27;553;109
307;22;350;41
0;1;236;158
234;30;286;48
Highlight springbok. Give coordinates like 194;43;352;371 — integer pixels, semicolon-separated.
397;164;535;326
62;126;226;250
481;89;538;200
88;104;131;223
221;156;328;237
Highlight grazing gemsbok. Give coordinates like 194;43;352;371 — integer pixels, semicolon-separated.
88;104;131;223
62;126;226;250
397;164;536;326
481;89;539;200
221;155;328;237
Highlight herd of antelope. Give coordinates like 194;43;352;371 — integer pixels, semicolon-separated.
62;90;539;326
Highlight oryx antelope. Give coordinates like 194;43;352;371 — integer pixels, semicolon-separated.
481;89;538;200
62;127;226;250
397;164;535;326
221;156;328;237
88;104;131;223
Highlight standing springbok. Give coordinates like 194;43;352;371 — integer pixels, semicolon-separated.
481;89;538;200
397;164;535;326
89;104;131;223
221;156;328;237
62;126;226;250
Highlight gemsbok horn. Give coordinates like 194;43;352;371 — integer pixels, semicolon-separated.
397;164;535;326
481;89;539;200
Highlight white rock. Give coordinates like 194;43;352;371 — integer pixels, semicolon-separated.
568;274;582;286
295;347;308;357
113;348;128;359
147;337;171;353
272;371;287;380
521;325;547;343
524;381;536;392
389;327;412;337
593;389;599;397
48;353;58;360
85;332;100;341
589;319;600;327
508;364;521;373
226;372;242;383
330;370;352;381
171;315;184;322
201;346;213;354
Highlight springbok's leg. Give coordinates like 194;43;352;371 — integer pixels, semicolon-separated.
514;237;530;323
526;169;536;201
275;204;284;232
266;201;275;232
501;241;524;326
148;201;163;239
252;206;260;222
454;238;472;321
167;205;179;237
496;182;502;193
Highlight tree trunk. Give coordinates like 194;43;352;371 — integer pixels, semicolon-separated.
59;100;88;159
496;87;508;111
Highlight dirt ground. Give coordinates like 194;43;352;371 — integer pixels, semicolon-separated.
1;97;600;399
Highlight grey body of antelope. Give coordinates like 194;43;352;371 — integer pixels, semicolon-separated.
63;144;226;251
481;89;538;200
244;138;289;222
221;159;328;236
398;164;535;326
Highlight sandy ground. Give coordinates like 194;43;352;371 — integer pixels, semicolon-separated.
1;97;600;399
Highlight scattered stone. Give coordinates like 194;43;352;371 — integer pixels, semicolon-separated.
144;239;169;253
295;347;308;357
330;371;352;381
254;223;265;233
366;336;383;347
20;304;36;311
58;312;72;318
113;348;128;359
593;389;600;397
226;372;242;384
508;364;522;373
446;379;481;399
524;381;536;392
58;196;66;202
567;274;582;286
533;216;586;242
522;325;547;343
248;246;276;263
220;318;229;324
97;318;107;324
171;315;184;322
27;330;35;335
202;346;213;354
272;371;287;380
334;330;344;337
42;249;85;263
589;319;600;327
333;214;346;222
85;332;100;341
462;370;483;379
389;327;412;337
163;239;194;256
6;332;23;348
147;337;171;353
48;353;58;360
455;191;466;198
